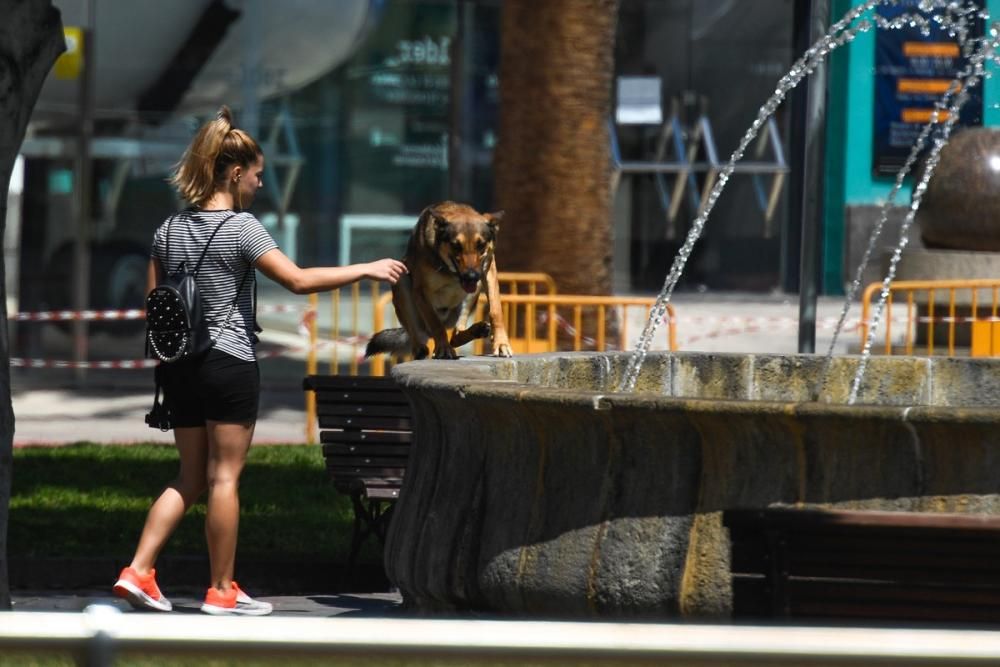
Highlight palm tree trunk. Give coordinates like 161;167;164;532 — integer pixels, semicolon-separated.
0;0;65;610
494;0;620;296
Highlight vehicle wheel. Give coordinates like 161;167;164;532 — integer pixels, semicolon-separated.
93;242;148;336
42;241;148;336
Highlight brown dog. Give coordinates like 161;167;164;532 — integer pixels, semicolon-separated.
365;201;513;360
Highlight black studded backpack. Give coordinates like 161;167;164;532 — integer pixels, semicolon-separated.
145;213;247;363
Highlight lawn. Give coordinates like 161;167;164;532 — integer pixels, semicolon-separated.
8;443;364;562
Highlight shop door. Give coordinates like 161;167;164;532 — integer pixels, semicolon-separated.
614;0;797;293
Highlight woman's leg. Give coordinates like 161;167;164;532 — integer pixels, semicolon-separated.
204;420;254;590
129;427;209;573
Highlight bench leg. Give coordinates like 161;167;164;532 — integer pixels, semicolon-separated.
765;529;790;617
347;491;369;575
346;492;397;576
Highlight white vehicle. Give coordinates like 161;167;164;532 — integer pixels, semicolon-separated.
14;0;382;333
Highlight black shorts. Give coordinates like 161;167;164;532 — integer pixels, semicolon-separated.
158;348;260;427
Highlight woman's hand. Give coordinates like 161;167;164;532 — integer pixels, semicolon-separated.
364;258;408;285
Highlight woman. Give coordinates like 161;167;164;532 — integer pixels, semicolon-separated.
112;106;406;615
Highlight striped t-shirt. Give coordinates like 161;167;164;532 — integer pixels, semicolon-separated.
150;209;278;362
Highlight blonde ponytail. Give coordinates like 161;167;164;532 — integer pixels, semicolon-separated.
171;105;262;207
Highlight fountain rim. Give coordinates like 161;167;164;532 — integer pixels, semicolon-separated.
389;350;1000;421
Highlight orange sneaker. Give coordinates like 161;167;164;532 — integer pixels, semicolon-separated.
200;581;272;616
113;566;172;612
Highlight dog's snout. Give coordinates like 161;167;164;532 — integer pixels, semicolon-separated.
461;270;481;283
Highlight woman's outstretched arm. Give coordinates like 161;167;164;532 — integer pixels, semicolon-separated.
255;248;406;295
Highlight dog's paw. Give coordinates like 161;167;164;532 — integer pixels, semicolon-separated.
493;343;513;358
468;321;491;340
433;345;459;360
414;344;430;360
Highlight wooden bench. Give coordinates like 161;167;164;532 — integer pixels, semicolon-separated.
724;507;1000;624
302;374;412;571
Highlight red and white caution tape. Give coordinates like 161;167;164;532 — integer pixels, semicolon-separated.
12;302;310;323
12;309;144;322
259;303;311;314
11;358;158;369
675;316;856;347
10;333;377;370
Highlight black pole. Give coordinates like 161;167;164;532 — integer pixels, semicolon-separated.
448;0;469;201
796;0;829;353
72;0;95;383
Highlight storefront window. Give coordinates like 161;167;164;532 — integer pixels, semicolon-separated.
614;0;796;292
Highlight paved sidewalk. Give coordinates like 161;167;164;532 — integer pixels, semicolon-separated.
11;382;311;446
11;589;404;618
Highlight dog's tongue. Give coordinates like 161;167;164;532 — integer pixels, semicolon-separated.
461;280;478;294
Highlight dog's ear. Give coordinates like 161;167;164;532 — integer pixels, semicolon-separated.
431;212;451;239
486;210;503;233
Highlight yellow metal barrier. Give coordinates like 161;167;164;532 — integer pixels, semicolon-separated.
473;294;677;354
861;279;1000;357
304;273;558;441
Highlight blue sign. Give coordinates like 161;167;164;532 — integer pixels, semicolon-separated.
872;0;983;176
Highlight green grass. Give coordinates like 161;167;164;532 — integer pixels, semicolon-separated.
9;443;365;562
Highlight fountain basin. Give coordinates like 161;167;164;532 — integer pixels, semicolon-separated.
384;351;1000;618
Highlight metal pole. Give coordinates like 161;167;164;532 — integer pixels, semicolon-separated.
448;0;468;201
797;0;829;353
241;0;262;138
72;0;96;383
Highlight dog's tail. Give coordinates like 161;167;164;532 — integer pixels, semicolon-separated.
365;328;411;358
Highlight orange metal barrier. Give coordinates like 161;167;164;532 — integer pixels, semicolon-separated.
305;273;557;442
471;294;677;355
861;279;1000;357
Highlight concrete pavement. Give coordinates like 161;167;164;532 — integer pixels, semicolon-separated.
11;589;404;618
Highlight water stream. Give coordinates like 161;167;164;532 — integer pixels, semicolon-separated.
817;49;983;401
619;0;997;397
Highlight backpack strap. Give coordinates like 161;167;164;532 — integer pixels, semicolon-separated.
162;213;178;270
193;213;238;275
163;211;236;274
213;262;256;344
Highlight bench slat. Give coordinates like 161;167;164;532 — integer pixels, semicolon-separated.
317;403;412;418
333;479;403;498
324;443;411;457
328;465;407;479
788;580;1000;623
359;477;404;488
319;415;412;430
365;487;401;499
787;578;1000;605
725;508;1000;532
321;430;411;445
792;601;1000;624
315;390;409;405
329;456;410;469
304;375;403;391
731;537;1000;566
726;508;1000;623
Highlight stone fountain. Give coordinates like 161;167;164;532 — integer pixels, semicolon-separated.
383;1;1000;618
385;351;1000;616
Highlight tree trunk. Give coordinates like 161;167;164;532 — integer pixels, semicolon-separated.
494;0;620;296
0;0;65;609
